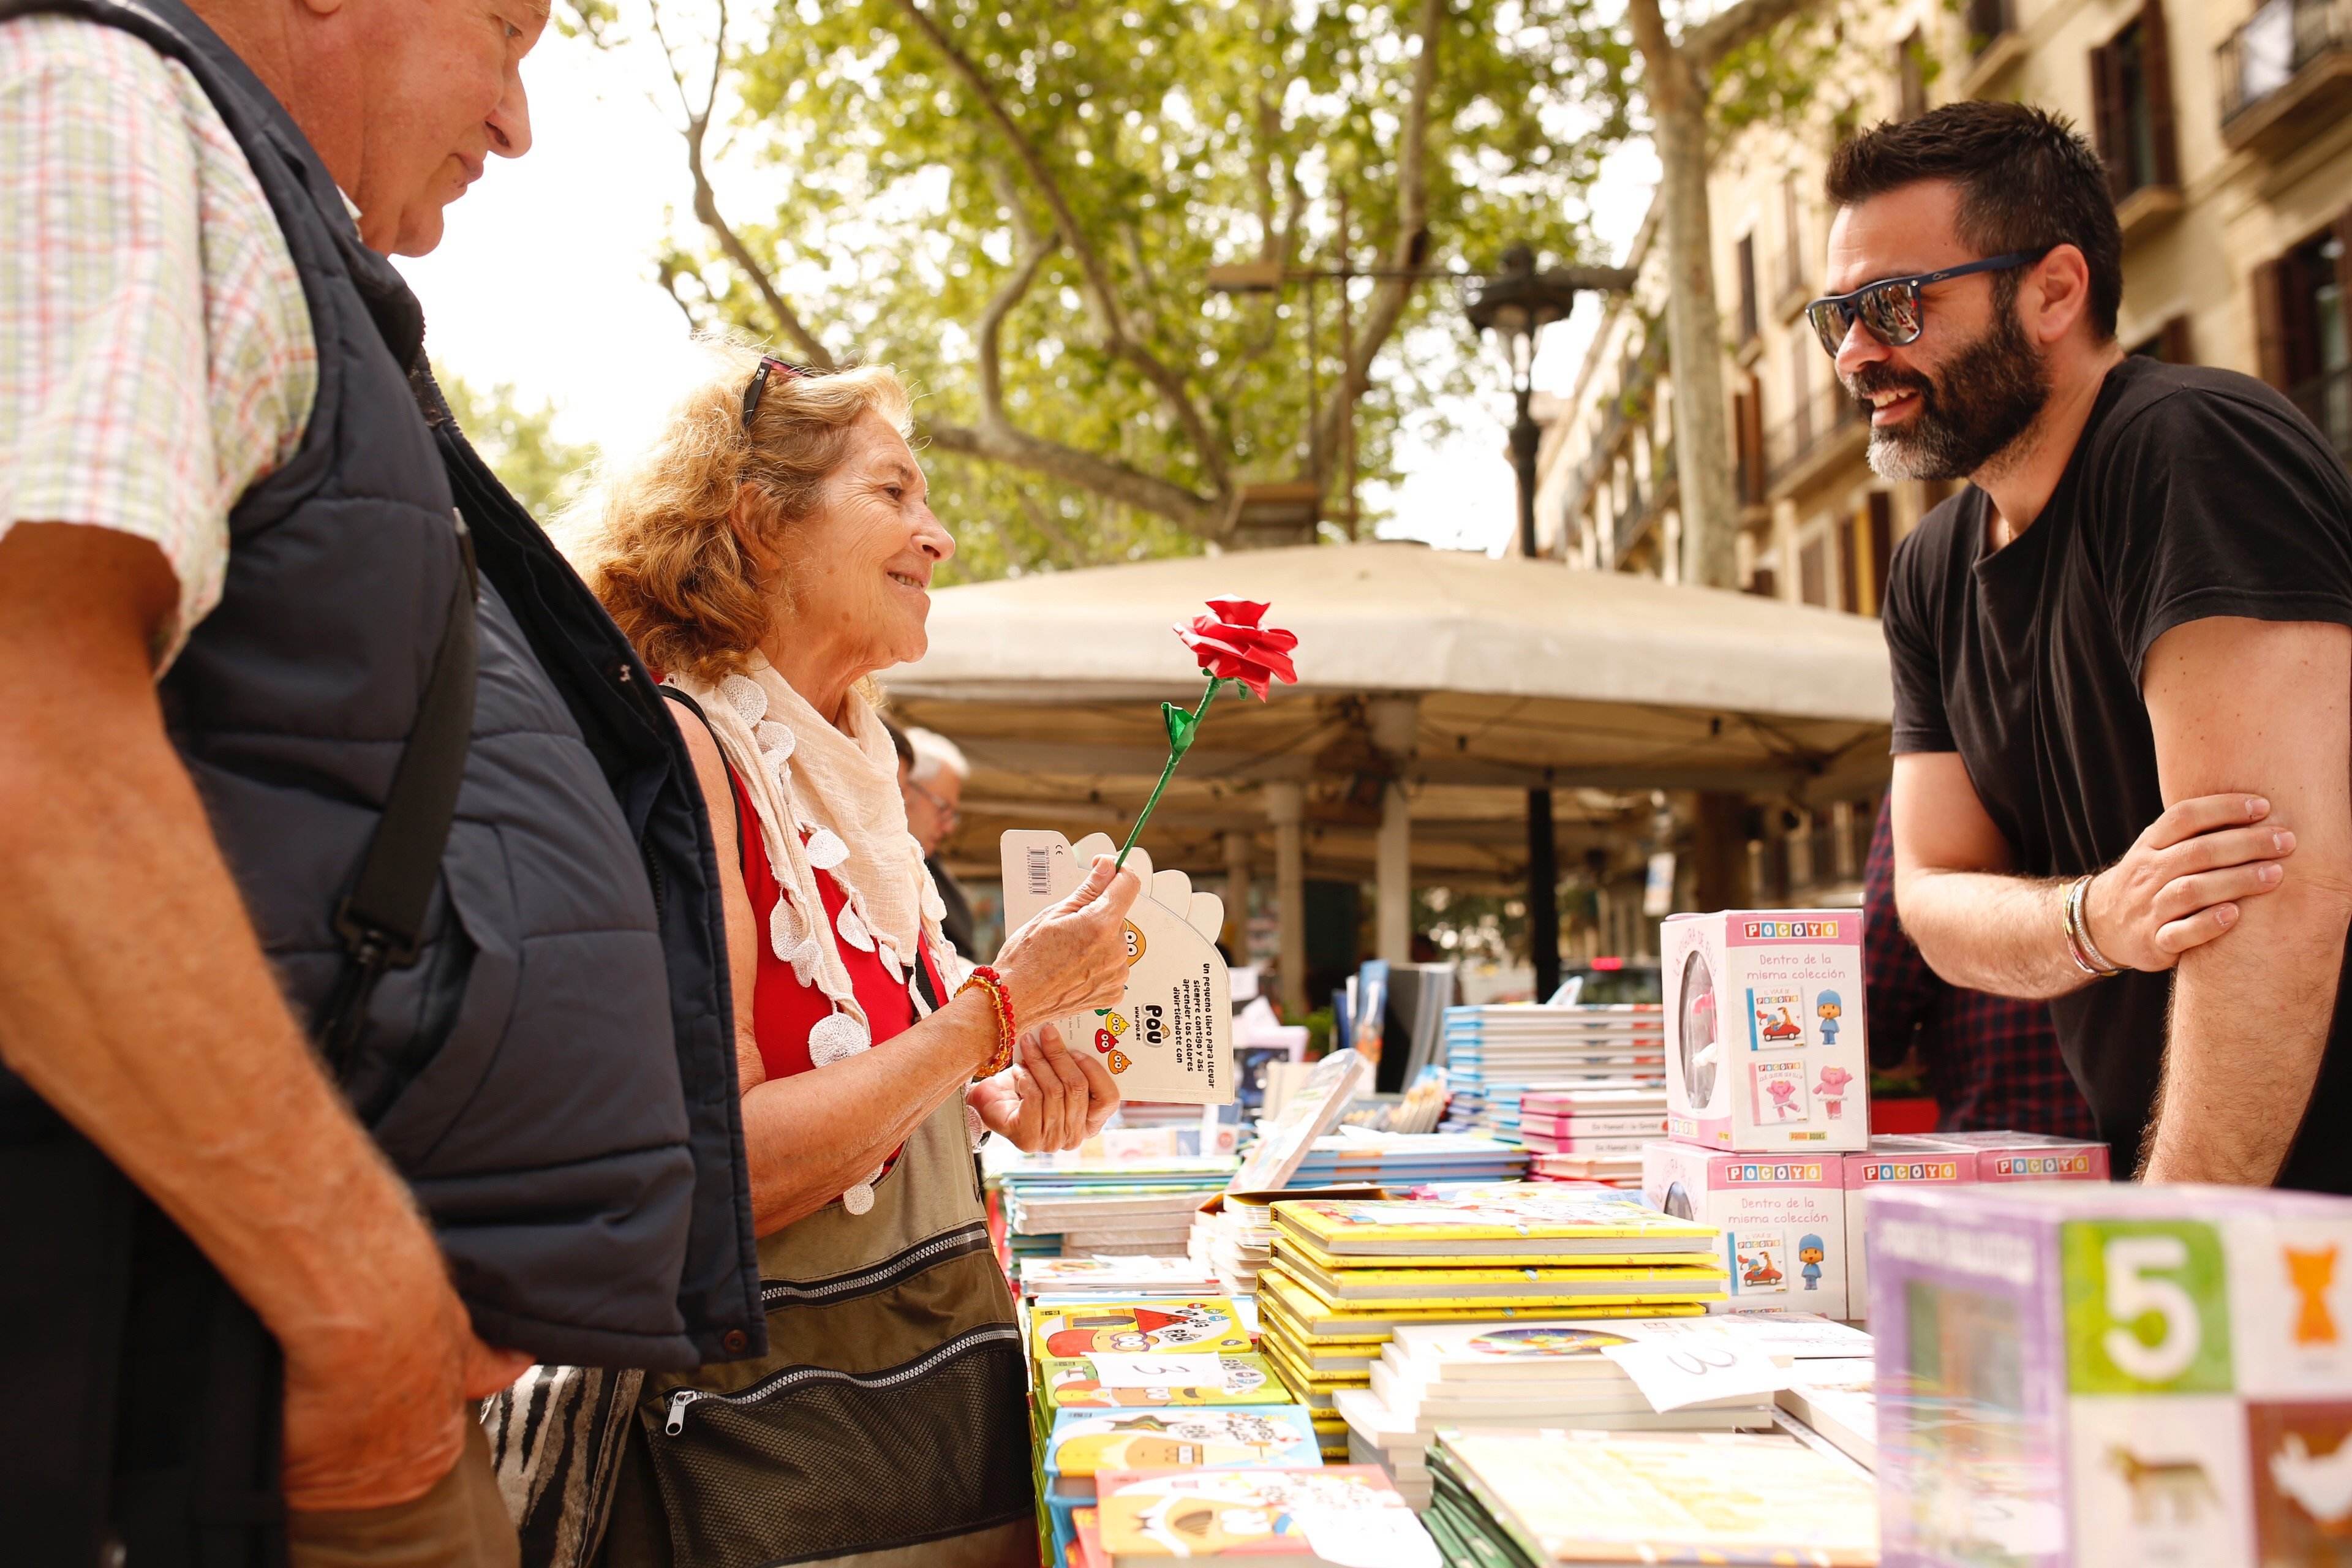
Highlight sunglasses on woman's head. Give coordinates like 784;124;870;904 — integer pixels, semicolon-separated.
1803;246;2053;358
741;356;816;431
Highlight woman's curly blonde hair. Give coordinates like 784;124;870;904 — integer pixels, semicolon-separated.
573;344;912;684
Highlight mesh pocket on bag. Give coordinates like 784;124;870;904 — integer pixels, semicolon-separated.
644;1325;1033;1566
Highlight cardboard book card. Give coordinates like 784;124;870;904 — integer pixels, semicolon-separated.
1000;831;1233;1104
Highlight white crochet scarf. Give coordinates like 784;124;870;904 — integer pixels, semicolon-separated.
668;654;965;1212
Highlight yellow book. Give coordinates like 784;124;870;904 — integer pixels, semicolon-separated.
1258;1266;1705;1338
1275;1224;1711;1274
1028;1298;1251;1362
1033;1352;1289;1414
1272;1193;1716;1259
1275;1251;1728;1310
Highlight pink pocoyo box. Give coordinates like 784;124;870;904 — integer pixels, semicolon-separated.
1644;1139;1850;1319
1931;1130;2113;1184
1662;910;1869;1154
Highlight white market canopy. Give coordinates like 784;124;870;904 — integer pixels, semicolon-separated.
884;542;1895;894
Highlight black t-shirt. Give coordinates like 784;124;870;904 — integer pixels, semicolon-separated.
1883;356;2352;1186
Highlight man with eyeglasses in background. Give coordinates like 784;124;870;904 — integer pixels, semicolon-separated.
903;726;980;956
1833;101;2352;1190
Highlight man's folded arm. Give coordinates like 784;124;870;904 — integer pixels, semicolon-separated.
1890;750;2090;1000
2138;616;2352;1183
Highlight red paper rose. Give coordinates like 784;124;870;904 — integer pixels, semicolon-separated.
1174;596;1298;701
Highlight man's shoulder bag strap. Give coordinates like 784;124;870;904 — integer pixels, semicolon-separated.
320;514;479;1066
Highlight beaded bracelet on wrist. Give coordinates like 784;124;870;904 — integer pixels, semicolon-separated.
957;965;1018;1078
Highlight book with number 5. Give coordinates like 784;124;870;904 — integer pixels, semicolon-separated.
1871;1182;2352;1567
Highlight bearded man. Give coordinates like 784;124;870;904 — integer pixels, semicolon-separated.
1834;102;2352;1189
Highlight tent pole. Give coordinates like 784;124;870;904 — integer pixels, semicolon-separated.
1267;782;1309;1019
1223;831;1253;956
1528;788;1561;1000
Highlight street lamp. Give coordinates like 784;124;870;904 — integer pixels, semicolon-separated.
1463;244;1635;560
1463;243;1635;1001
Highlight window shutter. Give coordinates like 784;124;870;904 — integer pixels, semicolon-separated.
2159;313;2195;364
1838;509;1860;614
2090;43;2128;200
2254;257;2290;390
2142;1;2180;188
2335;207;2352;334
1867;491;1894;617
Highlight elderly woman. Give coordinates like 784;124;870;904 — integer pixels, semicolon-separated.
576;350;1134;1566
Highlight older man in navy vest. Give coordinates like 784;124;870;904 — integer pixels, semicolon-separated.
0;0;761;1559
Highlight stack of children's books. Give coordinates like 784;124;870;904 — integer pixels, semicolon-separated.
997;1155;1239;1262
1516;1086;1669;1189
1425;1427;1878;1566
1775;1355;1876;1471
1019;1255;1226;1298
1437;1004;1665;1145
1189;1192;1282;1295
1029;1296;1317;1567
1285;1128;1531;1187
1071;1466;1440;1566
1334;1312;1870;1506
1253;1190;1725;1462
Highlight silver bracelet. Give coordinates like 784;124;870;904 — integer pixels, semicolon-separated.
2064;873;2121;978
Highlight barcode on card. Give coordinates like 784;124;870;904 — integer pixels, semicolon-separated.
1027;846;1052;897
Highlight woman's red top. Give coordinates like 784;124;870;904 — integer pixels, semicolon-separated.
723;763;948;1083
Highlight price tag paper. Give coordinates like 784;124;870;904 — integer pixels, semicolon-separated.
1599;1332;1792;1412
1084;1353;1223;1389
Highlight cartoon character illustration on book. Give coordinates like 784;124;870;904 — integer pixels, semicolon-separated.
1759;1008;1803;1043
2271;1431;2352;1531
1042;1303;1232;1357
1055;1411;1303;1476
2288;1245;2342;1346
1765;1077;1800;1118
1743;1250;1782;1287
2106;1447;2220;1526
1815;990;1842;1045
1798;1235;1826;1292
1466;1326;1631;1357
1107;1471;1422;1558
1815;1064;1855;1120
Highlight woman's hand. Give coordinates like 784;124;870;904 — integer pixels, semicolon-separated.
967;1023;1121;1152
992;854;1141;1023
2084;793;2296;972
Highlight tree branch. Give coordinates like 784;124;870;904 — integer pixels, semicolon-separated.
1012;484;1098;568
1305;0;1443;479
652;0;836;367
888;0;1227;493
923;421;1221;532
1683;0;1817;73
976;232;1056;421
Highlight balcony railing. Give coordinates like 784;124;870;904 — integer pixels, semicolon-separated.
1763;384;1868;496
2289;364;2352;469
2220;0;2352;145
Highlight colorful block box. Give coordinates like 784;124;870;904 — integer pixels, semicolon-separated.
1643;1139;1849;1320
1871;1182;2352;1567
1662;911;1869;1153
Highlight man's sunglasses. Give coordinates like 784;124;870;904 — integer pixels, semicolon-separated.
1803;246;2052;357
742;355;816;431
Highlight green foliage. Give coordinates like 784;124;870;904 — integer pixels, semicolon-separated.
592;0;1636;575
436;370;601;523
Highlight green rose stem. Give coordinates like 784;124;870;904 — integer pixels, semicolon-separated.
1115;673;1226;872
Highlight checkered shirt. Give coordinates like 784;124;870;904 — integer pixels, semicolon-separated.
1863;801;2098;1139
1;12;315;668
